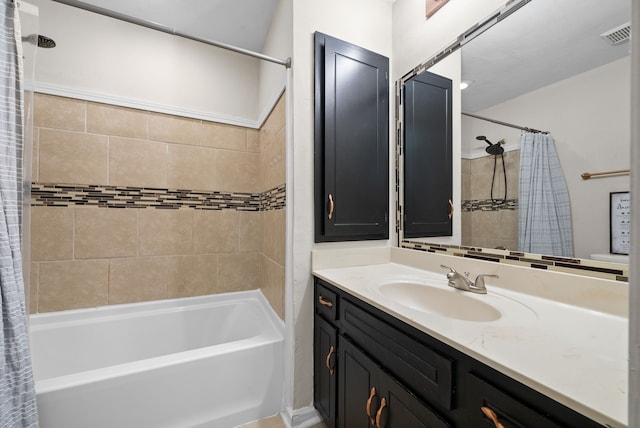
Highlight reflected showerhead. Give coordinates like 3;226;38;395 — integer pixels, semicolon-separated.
37;35;56;48
476;135;504;155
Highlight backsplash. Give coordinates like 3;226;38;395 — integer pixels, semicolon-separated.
401;240;628;282
30;93;286;317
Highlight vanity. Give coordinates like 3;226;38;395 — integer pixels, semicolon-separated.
312;247;627;428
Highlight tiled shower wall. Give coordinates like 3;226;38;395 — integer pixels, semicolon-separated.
461;151;519;251
29;93;286;318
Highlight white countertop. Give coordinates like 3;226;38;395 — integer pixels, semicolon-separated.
313;262;628;428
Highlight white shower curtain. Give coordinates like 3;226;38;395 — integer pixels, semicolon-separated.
518;131;574;257
0;1;38;426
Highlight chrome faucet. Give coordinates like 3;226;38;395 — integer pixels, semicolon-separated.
440;265;498;294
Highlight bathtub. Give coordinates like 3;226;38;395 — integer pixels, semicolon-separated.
29;290;284;428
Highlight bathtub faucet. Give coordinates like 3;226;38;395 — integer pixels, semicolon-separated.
440;265;497;294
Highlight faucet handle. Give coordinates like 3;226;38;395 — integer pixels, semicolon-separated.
440;264;456;273
474;274;499;289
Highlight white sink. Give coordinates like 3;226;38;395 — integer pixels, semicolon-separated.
371;278;537;324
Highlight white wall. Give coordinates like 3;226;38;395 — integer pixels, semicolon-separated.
30;0;262;126
258;0;291;124
464;57;631;259
289;0;394;413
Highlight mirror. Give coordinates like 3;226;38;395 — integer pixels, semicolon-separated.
399;0;631;271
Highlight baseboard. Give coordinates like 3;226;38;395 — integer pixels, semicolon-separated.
280;406;323;428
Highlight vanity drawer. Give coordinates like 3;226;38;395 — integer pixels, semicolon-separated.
465;373;565;428
316;281;338;321
340;299;454;411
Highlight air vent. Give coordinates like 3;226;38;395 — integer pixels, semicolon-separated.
600;22;631;45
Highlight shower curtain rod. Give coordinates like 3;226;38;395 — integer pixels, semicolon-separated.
50;0;291;68
462;112;545;134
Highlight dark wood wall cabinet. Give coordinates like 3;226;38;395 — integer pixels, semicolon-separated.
313;277;605;428
402;70;453;238
314;32;389;242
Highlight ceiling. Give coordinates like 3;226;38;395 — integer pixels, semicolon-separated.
461;0;631;112
76;0;279;52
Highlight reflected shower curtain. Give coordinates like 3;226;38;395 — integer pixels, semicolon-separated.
518;131;573;257
0;1;38;427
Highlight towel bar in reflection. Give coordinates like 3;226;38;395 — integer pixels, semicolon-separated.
581;169;630;180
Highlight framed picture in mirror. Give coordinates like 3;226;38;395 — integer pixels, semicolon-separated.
610;191;630;255
426;0;449;18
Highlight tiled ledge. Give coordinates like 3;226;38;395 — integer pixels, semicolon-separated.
31;182;285;211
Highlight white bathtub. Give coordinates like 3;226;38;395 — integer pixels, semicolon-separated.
29;290;284;428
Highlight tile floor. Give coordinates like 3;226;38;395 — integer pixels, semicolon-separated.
238;415;327;428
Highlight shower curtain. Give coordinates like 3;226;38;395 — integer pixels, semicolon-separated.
0;1;39;427
518;131;574;257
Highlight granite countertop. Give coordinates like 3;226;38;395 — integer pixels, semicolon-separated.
313;262;628;428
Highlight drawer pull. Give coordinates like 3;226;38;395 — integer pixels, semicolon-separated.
375;397;387;428
448;199;454;219
325;345;335;375
328;193;335;219
318;295;334;308
481;406;506;428
365;387;377;424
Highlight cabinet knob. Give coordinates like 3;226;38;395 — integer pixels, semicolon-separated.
328;193;335;219
448;199;454;219
481;406;506;428
375;397;387;428
318;295;334;308
325;345;335;375
365;387;377;424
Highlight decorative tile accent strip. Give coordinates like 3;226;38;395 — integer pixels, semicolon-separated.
31;183;286;212
461;198;518;212
401;240;629;282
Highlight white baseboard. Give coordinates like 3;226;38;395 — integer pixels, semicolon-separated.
280;406;323;428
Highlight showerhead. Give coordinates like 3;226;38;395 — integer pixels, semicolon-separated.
476;135;504;155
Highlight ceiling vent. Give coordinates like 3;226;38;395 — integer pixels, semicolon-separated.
600;22;631;45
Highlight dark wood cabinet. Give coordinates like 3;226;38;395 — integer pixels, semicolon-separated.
313;277;605;428
402;70;453;238
314;32;389;242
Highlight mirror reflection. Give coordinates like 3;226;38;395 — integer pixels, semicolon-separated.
401;0;631;264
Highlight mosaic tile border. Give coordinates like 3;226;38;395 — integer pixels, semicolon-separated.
31;183;286;212
461;198;518;212
401;240;629;282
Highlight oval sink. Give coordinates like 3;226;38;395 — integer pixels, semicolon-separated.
378;281;502;322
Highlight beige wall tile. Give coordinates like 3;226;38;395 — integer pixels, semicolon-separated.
139;209;193;256
218;151;259;193
202;122;247;151
74;207;138;259
167;144;218;191
32;128;39;182
247;129;260;153
109;137;168;188
260;254;284;320
31;206;74;261
239;211;263;252
218;252;260;292
29;262;38;314
149;113;202;146
109;257;168;304
260;126;285;192
34;93;86;132
193;210;238;253
262;209;285;265
166;254;218;298
39;260;109;312
39;129;108;185
87;103;148;139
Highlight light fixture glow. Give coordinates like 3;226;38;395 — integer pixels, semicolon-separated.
460;81;471;90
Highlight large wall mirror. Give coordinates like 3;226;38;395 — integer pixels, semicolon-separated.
398;0;631;277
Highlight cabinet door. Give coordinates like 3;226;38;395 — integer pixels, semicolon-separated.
378;372;451;428
314;315;338;428
338;336;380;428
314;31;389;242
403;70;453;238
